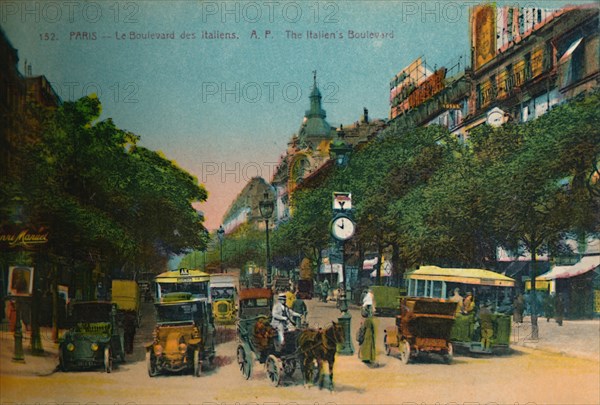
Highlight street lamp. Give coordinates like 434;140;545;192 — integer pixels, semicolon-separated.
329;126;354;355
259;190;274;289
217;225;225;273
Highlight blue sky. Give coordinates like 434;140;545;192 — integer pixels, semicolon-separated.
1;0;590;230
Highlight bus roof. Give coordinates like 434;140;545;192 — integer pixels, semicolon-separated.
155;269;210;283
239;288;272;300
405;265;515;287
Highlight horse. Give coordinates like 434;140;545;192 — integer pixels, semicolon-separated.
297;322;344;390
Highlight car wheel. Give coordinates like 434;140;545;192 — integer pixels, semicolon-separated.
193;350;202;377
237;345;252;380
384;335;391;356
399;340;411;365
443;342;453;364
104;347;112;373
146;351;158;377
266;355;283;387
58;349;69;372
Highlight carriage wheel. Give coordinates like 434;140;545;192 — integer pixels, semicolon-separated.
443;343;453;365
266;355;283;387
193;350;202;377
384;335;391;356
146;351;158;377
104;347;113;373
58;350;69;372
399;340;411;365
283;359;296;377
237;345;252;380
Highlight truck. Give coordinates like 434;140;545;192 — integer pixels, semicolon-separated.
111;280;141;354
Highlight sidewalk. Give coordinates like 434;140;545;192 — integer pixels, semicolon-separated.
346;303;600;362
504;316;599;361
0;324;61;377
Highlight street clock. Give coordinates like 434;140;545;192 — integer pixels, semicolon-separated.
330;215;356;241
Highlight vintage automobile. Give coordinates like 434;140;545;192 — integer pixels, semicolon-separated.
146;296;216;377
384;297;457;364
58;301;125;372
210;273;238;324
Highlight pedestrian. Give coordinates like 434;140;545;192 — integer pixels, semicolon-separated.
285;289;295;309
122;311;137;354
555;293;564;326
479;301;494;350
291;289;307;327
362;287;375;317
513;293;524;323
543;293;555;322
5;298;17;332
357;311;377;365
321;278;330;303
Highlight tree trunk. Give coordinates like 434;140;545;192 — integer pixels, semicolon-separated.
52;263;59;343
375;244;383;286
530;252;539;340
30;284;44;355
391;243;401;287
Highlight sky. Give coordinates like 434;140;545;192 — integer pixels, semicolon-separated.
1;0;591;230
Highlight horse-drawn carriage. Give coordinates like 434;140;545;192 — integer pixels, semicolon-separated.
384;297;457;364
236;288;343;388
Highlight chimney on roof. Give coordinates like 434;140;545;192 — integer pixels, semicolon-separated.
361;107;369;123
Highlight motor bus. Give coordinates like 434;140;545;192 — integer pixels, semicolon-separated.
404;265;515;354
154;268;211;303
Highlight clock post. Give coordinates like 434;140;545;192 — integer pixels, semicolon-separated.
331;192;355;355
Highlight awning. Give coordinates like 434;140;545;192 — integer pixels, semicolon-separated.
538;255;600;280
559;37;583;63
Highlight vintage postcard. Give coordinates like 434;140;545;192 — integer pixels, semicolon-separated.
1;1;599;404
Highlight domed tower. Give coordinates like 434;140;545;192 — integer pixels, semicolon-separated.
297;71;335;152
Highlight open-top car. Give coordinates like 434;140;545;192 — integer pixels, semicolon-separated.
58;301;125;372
146;295;216;377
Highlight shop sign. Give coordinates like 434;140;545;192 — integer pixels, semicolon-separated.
0;228;49;248
408;69;446;109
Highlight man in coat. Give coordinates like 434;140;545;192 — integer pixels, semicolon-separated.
271;293;301;350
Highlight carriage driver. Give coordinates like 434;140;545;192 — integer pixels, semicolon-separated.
272;293;302;350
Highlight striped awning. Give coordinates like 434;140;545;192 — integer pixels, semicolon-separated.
538;255;600;280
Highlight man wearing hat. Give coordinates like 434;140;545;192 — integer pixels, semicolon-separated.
272;293;302;350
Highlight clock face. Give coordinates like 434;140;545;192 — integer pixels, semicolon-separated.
331;216;356;241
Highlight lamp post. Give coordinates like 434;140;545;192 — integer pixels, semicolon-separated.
217;225;225;273
329;126;354;355
259;191;274;289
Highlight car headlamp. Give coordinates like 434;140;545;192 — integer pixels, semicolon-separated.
154;344;163;356
178;343;187;354
67;343;75;352
91;343;99;351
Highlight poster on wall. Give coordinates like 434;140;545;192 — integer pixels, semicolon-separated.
471;4;497;70
7;266;34;297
